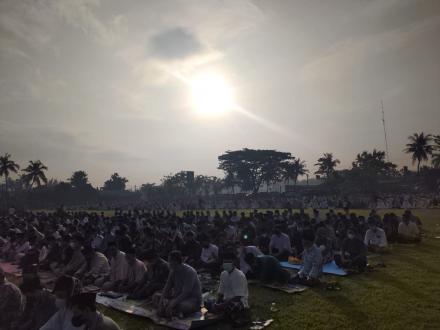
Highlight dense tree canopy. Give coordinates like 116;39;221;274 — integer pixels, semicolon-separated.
218;149;292;193
352;150;397;176
103;173;128;191
69;170;90;189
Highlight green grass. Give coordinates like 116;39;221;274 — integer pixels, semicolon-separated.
96;209;440;330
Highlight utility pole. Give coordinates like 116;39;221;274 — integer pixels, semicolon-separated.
381;100;390;161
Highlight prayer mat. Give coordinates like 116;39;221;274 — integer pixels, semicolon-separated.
280;260;347;276
96;294;222;329
261;283;307;294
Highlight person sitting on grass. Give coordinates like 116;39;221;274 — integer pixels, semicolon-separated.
98;242;128;291
269;225;292;262
290;230;322;287
40;275;83;330
0;266;25;330
199;235;220;273
58;234;86;276
115;246;146;293
213;251;249;326
156;250;202;319
74;246;110;286
364;218;388;252
335;228;367;271
18;273;56;330
244;253;290;285
70;292;121;330
181;231;201;267
128;249;169;300
238;241;263;277
398;212;421;243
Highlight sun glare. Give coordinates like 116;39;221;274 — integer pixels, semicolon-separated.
190;72;234;116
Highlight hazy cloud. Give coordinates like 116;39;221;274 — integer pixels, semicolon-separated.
1;0;439;185
149;27;203;60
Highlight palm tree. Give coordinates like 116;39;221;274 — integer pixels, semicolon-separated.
432;135;440;169
283;158;308;185
432;153;440;169
22;160;48;188
404;133;434;173
314;153;340;179
0;153;20;206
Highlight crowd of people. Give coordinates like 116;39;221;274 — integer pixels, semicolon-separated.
57;191;440;213
0;207;424;329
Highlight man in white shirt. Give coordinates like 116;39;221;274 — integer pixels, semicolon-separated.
213;252;249;323
364;219;388;252
238;244;262;276
98;242;129;291
269;226;292;261
200;236;219;273
398;215;421;243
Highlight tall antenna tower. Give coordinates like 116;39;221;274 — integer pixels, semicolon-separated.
381;100;390;161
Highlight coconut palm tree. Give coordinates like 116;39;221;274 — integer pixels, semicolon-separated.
314;153;340;179
432;135;440;169
432;153;440;169
0;153;20;205
283;158;308;185
404;133;434;173
22;160;48;188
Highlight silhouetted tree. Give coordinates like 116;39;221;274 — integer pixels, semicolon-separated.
69;170;89;189
314;153;340;180
352;149;397;176
103;173;128;191
0;153;20;206
22;160;48;188
282;158;308;185
404;132;433;173
218;149;292;193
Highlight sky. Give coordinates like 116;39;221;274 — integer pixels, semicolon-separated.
1;0;439;188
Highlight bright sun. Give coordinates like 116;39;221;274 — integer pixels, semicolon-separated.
190;72;234;116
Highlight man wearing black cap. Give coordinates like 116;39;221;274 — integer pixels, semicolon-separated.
70;292;121;330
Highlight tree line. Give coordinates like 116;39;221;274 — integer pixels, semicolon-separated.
1;132;439;208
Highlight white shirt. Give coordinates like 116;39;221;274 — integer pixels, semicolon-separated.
398;221;419;238
269;233;292;253
364;228;388;247
40;307;84;330
201;244;219;263
110;251;129;282
218;268;249;308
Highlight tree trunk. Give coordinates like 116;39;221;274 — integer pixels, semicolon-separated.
5;173;8;209
417;159;421;173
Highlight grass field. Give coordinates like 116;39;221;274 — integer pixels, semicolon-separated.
93;209;440;330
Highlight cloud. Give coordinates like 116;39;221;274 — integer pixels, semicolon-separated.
299;15;440;84
149;27;203;60
49;0;116;45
